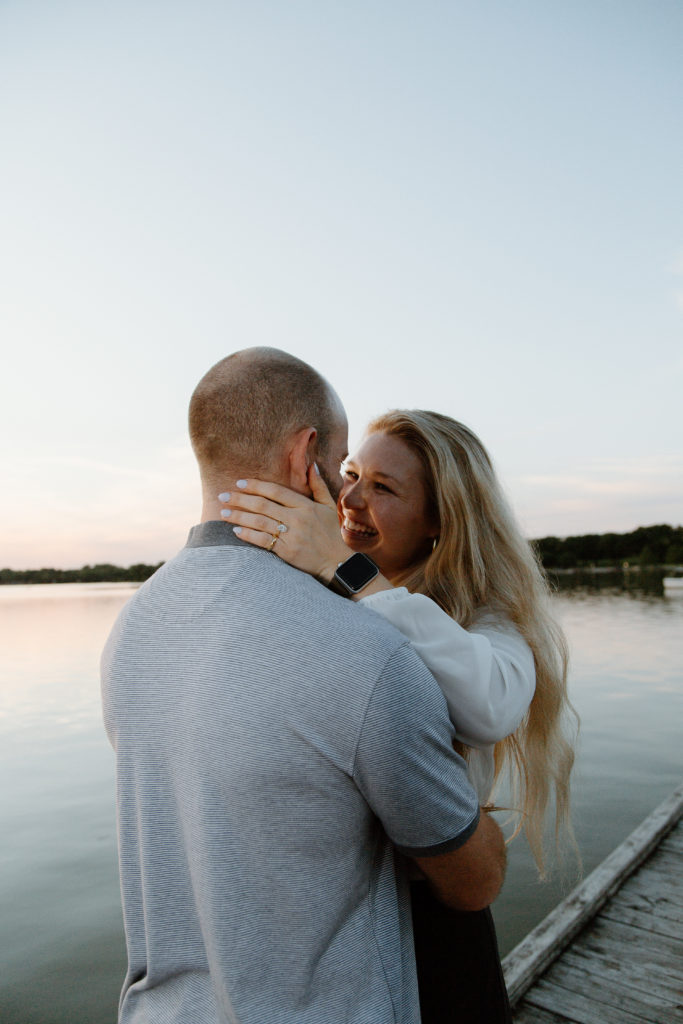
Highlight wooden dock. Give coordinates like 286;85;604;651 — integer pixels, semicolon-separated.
503;783;683;1023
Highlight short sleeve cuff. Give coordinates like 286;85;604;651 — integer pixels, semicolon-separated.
394;807;480;858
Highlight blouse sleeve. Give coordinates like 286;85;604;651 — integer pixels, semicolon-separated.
360;587;535;748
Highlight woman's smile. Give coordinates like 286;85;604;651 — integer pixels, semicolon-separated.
341;516;378;539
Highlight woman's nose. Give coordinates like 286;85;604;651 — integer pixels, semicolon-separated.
341;481;365;509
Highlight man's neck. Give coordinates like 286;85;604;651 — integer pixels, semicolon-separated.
198;471;298;523
201;486;247;523
199;478;239;524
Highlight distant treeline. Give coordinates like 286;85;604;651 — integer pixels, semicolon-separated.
1;524;682;583
0;562;163;585
533;524;683;570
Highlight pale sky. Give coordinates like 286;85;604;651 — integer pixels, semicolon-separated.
1;0;681;569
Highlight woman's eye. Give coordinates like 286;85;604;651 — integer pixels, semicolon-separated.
374;482;390;492
343;469;358;481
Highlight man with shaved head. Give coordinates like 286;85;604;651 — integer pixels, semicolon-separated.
102;348;505;1023
188;347;349;496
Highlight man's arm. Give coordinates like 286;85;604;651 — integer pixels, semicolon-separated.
352;641;504;906
412;810;506;912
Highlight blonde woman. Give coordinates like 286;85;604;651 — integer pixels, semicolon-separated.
220;409;576;1024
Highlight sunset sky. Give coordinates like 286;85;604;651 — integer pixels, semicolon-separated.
1;0;681;569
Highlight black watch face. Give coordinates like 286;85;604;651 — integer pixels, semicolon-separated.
336;553;378;591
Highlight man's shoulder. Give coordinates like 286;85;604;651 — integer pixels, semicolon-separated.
243;556;419;686
126;543;409;652
284;563;412;653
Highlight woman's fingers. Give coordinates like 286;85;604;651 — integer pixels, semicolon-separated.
231;525;282;551
219;490;292;525
308;464;337;509
218;469;336;528
221;478;308;509
217;473;348;581
220;506;287;536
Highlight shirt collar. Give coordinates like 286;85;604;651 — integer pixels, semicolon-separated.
185;520;248;549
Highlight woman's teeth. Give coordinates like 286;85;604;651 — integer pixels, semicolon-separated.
343;519;377;537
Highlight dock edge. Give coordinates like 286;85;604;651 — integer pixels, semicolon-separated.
501;781;683;1007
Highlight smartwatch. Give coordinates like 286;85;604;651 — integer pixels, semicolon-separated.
328;552;380;597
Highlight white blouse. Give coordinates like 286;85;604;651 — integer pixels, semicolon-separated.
360;587;536;801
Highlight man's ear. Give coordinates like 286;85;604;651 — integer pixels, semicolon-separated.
286;426;318;495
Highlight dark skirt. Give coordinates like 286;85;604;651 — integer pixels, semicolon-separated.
410;881;512;1024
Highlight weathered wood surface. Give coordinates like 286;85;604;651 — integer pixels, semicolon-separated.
503;783;683;1022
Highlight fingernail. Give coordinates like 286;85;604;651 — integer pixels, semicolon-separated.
313;462;320;475
232;526;242;535
218;492;231;501
220;509;231;518
236;479;247;488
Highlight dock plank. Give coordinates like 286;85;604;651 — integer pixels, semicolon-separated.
512;1005;569;1024
600;900;682;940
659;831;683;854
610;884;683;925
524;976;655;1024
560;946;683;1006
506;784;683;1023
539;959;682;1021
614;876;683;923
620;863;683;907
574;916;683;983
634;849;683;879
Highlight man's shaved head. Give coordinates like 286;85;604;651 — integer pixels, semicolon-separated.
189;347;345;481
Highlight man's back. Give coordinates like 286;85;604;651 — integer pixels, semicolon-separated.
102;523;479;1023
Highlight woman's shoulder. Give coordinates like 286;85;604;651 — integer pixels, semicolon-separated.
469;605;521;633
362;588;521;633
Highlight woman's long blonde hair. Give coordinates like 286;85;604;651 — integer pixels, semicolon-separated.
367;409;577;878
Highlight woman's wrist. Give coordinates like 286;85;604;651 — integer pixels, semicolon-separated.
317;539;357;584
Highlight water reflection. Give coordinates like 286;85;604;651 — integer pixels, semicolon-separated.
548;566;677;597
0;584;137;716
0;585;137;1023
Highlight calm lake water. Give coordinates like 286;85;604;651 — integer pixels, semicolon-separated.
1;580;681;1023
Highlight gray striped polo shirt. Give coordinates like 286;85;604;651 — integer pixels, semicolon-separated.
101;521;479;1023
